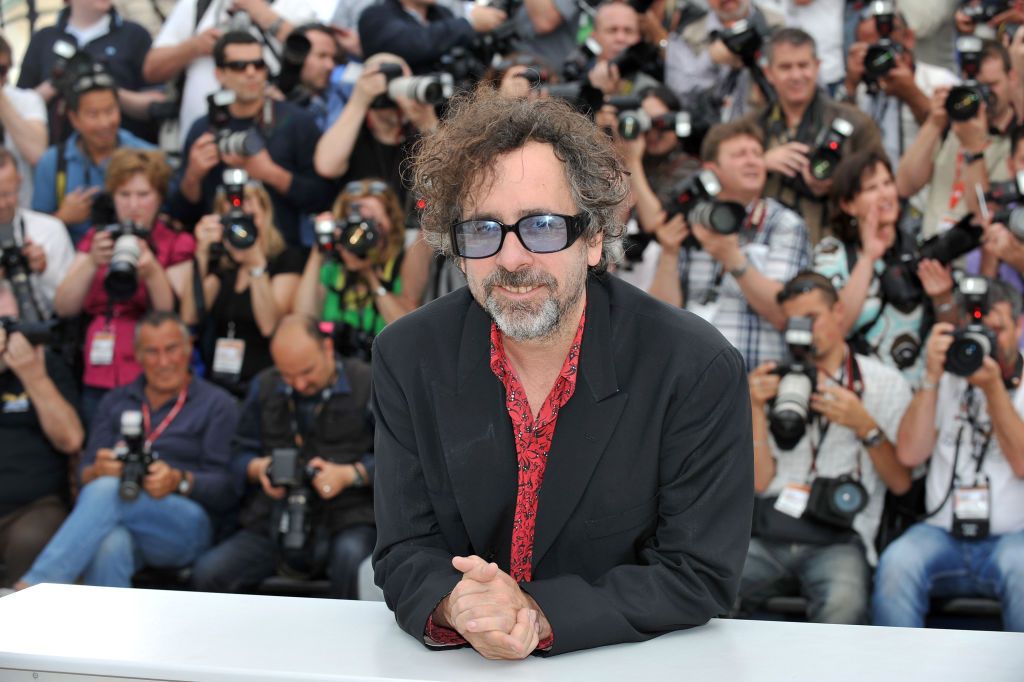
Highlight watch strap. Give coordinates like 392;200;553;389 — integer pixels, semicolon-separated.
249;265;267;279
963;149;986;165
861;427;883;448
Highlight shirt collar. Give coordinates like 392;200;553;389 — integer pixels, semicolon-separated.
125;373;197;406
274;358;352;396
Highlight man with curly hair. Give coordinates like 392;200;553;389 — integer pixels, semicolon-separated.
371;88;754;659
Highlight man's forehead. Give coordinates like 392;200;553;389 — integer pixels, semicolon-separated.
224;43;262;59
139;322;187;346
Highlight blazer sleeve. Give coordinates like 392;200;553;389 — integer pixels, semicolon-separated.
358;6;476;68
522;345;754;655
370;337;463;645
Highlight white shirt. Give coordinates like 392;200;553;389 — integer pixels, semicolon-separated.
926;370;1024;536
764;353;913;565
3;209;75;318
2;85;48;208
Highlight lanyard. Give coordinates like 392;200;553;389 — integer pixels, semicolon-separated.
958;386;993;481
807;350;864;481
285;369;338;449
142;386;188;449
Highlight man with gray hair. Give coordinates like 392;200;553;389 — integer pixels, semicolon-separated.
371;88;753;658
10;311;239;591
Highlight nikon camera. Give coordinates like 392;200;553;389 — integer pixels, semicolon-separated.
945;276;998;377
769;317;818;450
207;90;266;157
115;410;155;502
89;194;153;303
669;169;747;248
946;36;993;122
314;206;382;260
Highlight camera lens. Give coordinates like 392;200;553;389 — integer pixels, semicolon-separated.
769;371;813;450
224;214;258;250
688;200;746;235
946;86;982;122
945;330;992;377
218;130;265;157
105;234;141;301
830;479;867;516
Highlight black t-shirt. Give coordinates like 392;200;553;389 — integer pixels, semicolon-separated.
342;122;416;208
208;246;306;390
0;352;78;517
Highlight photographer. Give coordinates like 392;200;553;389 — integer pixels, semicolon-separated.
0;34;49;208
191;315;373;598
0;288;83;591
664;0;784;107
746;28;882;245
973;126;1024;279
31;66;154;246
874;277;1024;632
815;150;958;386
0;149;75;318
294;179;425;360
584;2;655;97
54;149;194;426
278;24;348;131
897;38;1017;239
170;32;334;247
358;0;507;74
840;3;959;175
647;119;810;369
180;178;303;395
10;311;239;591
743;272;912;624
15;0;161;144
313;54;438;208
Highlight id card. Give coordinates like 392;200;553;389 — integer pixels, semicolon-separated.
774;483;811;519
212;337;246;378
89;331;115;366
952;483;991;540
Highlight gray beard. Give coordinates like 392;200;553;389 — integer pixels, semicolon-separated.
478;258;587;342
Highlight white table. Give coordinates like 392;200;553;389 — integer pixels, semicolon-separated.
0;583;1021;681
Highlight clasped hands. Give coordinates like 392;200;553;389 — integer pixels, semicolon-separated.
433;555;551;660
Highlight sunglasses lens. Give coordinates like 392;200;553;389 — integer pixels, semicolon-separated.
454;220;502;258
519;215;569;253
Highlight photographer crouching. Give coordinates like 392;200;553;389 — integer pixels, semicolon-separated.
743;272;913;624
191;315;374;599
874;276;1024;632
10;311;239;591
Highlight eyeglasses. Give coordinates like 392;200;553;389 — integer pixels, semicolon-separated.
451;213;588;259
223;59;268;72
343;180;389;197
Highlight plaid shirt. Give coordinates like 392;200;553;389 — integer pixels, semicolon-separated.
678;198;810;370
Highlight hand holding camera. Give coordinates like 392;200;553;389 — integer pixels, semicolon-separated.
0;327;46;386
59;186;100;226
187;132;221;182
21;239;46;274
468;5;508;33
748;361;781;410
88;230;116;267
691;222;742;267
92;447;125;479
195;214;226;251
653;212;689;254
143;459;179;500
809;383;876;438
587;60;621;96
308;456;358;500
764;142;811;178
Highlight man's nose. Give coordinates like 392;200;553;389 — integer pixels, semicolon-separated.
493;230;534;272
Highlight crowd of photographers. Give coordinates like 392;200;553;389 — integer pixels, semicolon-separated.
0;0;1022;632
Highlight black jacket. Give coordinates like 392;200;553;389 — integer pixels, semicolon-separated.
358;0;476;73
371;274;754;655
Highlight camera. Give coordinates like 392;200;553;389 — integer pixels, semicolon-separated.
961;0;1011;24
207;90;266;157
115;410;155;502
863;1;903;83
988;171;1024;240
769;317;818;451
277;32;312;101
0;222;43;324
945;276;998;377
808;118;854;181
607;95;650;140
97;219;151;302
946;36;993;122
388;72;454;106
668;169;747;247
0;317;56;346
609;41;661;81
268;447;321;552
805;475;868;528
717;18;763;64
314;206;382;260
218;169;259;252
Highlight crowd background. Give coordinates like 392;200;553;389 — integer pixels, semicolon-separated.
0;0;1022;634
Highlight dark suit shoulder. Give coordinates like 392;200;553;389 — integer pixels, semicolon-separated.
373;286;472;360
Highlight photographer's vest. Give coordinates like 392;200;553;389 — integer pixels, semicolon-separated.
238;360;375;536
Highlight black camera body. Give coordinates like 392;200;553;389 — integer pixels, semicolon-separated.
769;317;818;450
277;32;312;101
609;41;662;81
946;276;999;377
218;168;259;254
314;208;382;260
0;223;44;324
115;410;155;502
718;18;763;65
946;36;993;122
97;220;151;302
805;474;869;528
0;317;56;346
961;0;1011;24
268;447;322;552
669;169;747;248
863;2;903;84
207;90;266;157
808;118;854;181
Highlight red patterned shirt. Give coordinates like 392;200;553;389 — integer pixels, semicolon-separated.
424;310;586;648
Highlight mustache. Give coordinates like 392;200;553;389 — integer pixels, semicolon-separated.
483;267;557;290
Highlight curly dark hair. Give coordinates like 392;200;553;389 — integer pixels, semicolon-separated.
409;87;630;273
827;149;894;245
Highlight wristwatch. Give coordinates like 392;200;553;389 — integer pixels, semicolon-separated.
963;149;986;165
860;427;884;449
729;258;750;279
177;470;192;496
373;284;388;297
249;265;267;279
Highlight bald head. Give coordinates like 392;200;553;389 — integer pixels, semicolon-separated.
271;315;336;396
593;2;640;61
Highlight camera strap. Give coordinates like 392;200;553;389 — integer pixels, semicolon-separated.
285;371;337;449
142;385;188;449
959;386;993;483
807;349;864;483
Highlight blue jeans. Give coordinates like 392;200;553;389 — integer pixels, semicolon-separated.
191;523;376;599
740;537;871;624
20;476;212;588
873;523;1024;631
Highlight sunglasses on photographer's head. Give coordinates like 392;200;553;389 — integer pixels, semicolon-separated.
343;180;390;197
222;59;268;72
451;213;588;259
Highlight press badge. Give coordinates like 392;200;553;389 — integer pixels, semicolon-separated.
212;337;246;381
775;483;811;519
952;483;991;540
89;330;115;366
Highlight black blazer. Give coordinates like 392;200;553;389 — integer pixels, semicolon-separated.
371;273;753;655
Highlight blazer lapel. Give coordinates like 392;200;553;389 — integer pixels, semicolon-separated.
431;301;518;556
531;277;628;569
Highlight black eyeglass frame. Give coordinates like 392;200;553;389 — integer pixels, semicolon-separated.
222;59;268;72
450;212;589;259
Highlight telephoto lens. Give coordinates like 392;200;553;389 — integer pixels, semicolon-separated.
617;109;651;140
688;200;746;236
116;410;150;502
104;234;141;301
217;129;266;157
387;73;455;106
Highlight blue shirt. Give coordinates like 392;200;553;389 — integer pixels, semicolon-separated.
32;129;155;245
81;374;241;516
